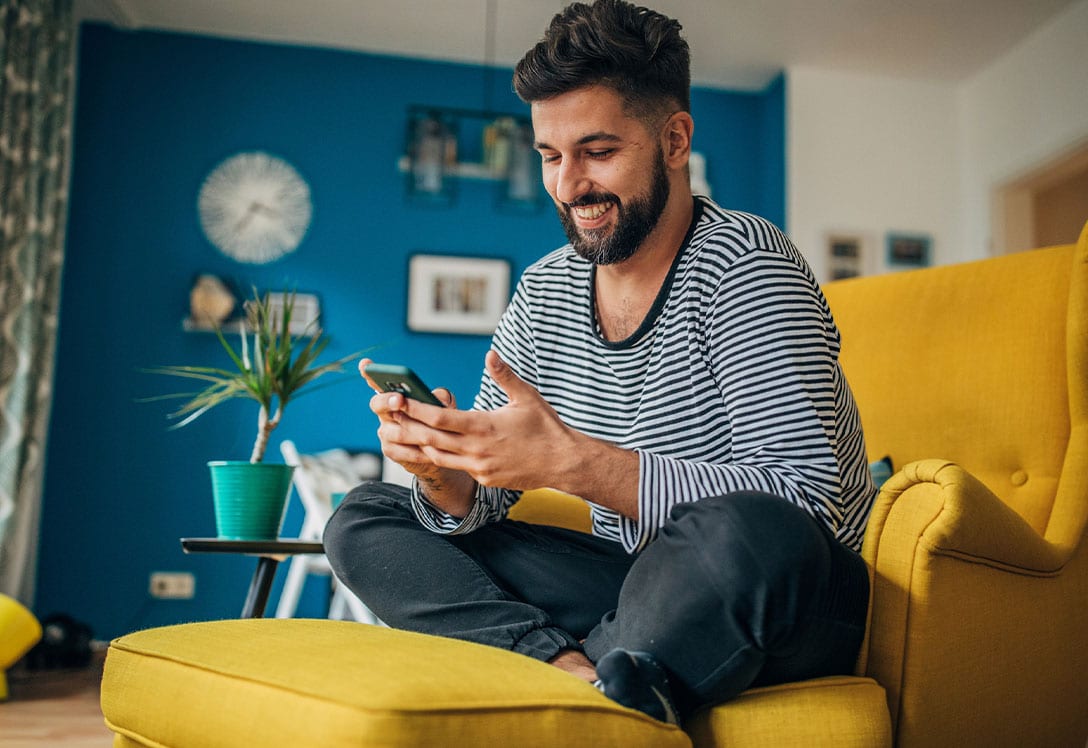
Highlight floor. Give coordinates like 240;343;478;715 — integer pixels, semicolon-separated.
0;648;113;747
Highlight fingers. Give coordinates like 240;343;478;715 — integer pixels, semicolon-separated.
358;358;381;393
374;404;439;467
433;387;456;408
358;358;455;480
368;390;406;418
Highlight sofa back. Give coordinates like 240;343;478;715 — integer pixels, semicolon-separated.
823;225;1087;540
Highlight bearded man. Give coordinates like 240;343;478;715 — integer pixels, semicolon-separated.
326;0;876;725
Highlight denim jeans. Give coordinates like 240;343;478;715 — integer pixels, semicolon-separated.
324;483;869;717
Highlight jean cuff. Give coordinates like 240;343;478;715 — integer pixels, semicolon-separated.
510;625;583;662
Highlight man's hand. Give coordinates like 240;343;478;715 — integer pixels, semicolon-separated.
361;352;639;519
387;351;570;490
398;351;639;517
359;358;476;516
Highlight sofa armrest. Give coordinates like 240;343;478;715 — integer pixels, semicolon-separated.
857;458;1087;746
862;459;1067;574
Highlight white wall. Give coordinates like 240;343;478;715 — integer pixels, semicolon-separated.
787;0;1088;279
787;68;959;281
958;0;1088;259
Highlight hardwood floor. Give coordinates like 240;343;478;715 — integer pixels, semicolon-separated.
0;647;113;747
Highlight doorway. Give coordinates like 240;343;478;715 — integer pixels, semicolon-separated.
993;138;1088;254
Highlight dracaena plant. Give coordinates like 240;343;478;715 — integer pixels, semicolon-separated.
146;289;359;463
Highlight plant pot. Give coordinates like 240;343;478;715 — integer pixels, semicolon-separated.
207;461;295;540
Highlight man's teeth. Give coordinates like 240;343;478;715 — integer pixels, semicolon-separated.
573;202;613;220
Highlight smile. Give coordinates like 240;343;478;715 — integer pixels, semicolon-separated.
571;202;614;221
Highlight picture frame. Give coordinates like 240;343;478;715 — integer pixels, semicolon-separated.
886;232;932;268
825;233;866;281
407;254;511;335
267;292;321;335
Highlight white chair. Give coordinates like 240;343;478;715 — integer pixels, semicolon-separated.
275;440;383;624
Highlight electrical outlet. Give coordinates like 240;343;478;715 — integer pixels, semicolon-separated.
149;572;195;599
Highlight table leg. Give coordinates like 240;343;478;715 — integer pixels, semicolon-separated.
241;556;280;618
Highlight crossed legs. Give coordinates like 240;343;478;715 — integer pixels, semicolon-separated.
324;483;868;718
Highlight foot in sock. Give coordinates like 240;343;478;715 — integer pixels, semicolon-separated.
594;648;680;726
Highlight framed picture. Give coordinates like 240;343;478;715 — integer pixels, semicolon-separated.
267;292;320;336
407;254;511;335
886;233;932;268
826;233;866;280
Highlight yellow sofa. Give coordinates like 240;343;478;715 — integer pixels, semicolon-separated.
100;222;1088;746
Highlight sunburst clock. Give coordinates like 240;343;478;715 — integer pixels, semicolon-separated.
197;152;312;264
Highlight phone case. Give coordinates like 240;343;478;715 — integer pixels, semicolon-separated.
364;363;444;406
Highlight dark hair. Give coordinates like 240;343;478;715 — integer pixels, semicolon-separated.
513;0;690;121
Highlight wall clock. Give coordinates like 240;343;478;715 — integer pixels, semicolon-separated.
197;151;312;264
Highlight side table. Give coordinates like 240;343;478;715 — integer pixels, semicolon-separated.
180;538;325;618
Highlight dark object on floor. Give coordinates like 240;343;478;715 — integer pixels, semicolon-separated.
24;613;93;670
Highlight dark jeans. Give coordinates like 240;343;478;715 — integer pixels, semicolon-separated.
324;482;869;718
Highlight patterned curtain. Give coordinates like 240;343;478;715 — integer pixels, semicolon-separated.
0;0;75;603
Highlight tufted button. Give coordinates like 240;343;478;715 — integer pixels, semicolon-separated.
1011;470;1028;487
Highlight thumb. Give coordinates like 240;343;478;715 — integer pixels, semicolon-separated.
486;350;535;404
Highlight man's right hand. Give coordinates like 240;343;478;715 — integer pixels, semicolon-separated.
359;358;477;516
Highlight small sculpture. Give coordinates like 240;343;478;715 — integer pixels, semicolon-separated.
189;274;236;327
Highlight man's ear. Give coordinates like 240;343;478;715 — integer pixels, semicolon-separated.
662;111;694;169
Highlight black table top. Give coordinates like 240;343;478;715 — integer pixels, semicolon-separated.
180;537;325;555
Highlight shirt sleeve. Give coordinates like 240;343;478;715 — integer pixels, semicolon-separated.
409;481;514;534
617;249;848;552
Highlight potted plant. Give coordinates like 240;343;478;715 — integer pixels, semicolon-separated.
146;288;360;539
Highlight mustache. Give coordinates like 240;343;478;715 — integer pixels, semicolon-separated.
563;193;620;210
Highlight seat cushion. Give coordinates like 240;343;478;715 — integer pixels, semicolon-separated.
101;619;690;747
686;676;891;747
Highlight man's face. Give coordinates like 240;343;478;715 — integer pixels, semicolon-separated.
531;86;671;265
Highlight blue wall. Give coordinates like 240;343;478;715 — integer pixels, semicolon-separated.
35;23;786;639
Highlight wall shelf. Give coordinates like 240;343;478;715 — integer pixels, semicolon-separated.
181;318;319;338
182;317;246;334
396;155;501;181
401;105;541;208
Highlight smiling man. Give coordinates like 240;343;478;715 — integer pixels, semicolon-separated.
326;0;876;725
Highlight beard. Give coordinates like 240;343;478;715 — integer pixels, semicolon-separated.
558;148;671;266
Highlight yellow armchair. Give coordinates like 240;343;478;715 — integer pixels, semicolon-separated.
100;223;1087;746
823;221;1088;746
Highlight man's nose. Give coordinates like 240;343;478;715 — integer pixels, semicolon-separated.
554;160;591;206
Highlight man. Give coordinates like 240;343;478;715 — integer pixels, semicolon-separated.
326;0;875;725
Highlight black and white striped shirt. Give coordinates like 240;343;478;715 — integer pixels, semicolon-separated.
412;197;877;552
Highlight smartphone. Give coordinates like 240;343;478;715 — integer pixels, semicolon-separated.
363;363;444;406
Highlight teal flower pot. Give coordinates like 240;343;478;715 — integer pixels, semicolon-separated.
207;461;295;540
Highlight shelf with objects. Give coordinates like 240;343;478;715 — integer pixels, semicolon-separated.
182;277;321;338
398;105;543;211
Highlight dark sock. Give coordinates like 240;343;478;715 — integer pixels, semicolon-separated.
594;648;680;726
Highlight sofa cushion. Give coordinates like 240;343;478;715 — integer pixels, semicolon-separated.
101;618;690;747
685;675;891;747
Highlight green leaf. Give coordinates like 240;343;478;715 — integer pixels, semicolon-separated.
144;286;367;461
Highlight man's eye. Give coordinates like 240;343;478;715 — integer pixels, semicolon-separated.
540;153;560;164
587;149;615;159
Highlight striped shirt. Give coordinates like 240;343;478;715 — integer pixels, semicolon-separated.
412;197;877;552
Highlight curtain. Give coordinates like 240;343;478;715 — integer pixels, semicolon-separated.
0;0;75;603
